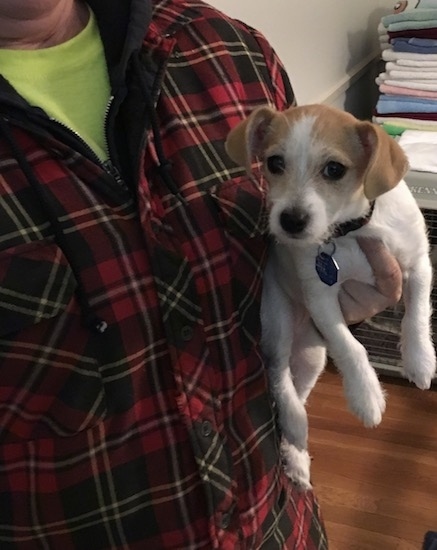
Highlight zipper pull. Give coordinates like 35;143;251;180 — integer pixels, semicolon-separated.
103;159;127;188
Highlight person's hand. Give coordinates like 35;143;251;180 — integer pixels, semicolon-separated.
339;238;402;325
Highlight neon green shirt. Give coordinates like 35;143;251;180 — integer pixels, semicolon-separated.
0;9;110;161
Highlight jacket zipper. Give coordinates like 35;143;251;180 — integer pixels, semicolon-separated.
0;96;125;190
48;97;126;189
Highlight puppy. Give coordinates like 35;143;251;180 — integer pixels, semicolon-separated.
226;104;436;489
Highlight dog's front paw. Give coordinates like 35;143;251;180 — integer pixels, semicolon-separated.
343;368;386;427
402;340;436;390
280;440;312;491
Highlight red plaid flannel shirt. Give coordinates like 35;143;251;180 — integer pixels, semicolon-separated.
0;1;327;548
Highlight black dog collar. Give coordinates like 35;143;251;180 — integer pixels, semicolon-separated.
330;200;376;239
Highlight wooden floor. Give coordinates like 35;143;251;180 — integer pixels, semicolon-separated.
307;365;437;550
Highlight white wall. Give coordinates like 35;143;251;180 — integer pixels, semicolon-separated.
208;0;394;114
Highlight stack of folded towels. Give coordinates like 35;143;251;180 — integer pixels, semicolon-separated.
375;1;437;175
375;1;437;136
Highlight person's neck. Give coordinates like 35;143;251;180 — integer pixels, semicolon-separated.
0;0;89;50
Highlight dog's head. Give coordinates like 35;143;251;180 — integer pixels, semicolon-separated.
225;104;409;245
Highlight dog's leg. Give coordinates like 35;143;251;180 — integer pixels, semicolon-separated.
304;285;386;427
401;255;436;389
261;263;312;490
290;243;386;427
290;319;327;404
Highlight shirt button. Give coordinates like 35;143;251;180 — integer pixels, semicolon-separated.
180;325;193;341
221;512;232;530
201;420;212;437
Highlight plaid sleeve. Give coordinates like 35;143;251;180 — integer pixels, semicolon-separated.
245;23;297;110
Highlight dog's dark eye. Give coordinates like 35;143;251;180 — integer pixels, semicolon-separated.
322;161;347;181
267;155;286;175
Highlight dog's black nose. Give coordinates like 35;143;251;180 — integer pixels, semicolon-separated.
280;208;309;235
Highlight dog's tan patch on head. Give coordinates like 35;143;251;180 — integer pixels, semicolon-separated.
225;106;291;172
226;103;408;204
298;105;366;170
274;104;367;195
285;104;408;200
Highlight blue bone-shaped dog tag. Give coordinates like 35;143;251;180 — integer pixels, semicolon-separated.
315;242;339;286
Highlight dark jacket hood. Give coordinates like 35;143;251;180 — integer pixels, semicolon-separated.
87;0;152;90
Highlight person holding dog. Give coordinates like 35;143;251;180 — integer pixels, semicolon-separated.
0;0;401;548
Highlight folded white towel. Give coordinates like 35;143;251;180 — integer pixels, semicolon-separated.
397;58;437;67
398;130;437;173
383;49;437;62
388;69;437;80
378;21;387;36
386;61;437;72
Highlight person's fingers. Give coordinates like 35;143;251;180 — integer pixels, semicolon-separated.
338;238;402;325
339;280;395;325
356;237;402;303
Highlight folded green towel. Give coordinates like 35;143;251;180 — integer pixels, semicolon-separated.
381;122;406;136
383;9;437;27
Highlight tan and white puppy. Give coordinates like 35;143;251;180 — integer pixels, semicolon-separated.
226;104;436;489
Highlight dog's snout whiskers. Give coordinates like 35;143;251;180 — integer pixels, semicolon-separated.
280;208;309;235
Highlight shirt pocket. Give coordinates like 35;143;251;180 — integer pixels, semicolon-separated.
0;240;107;442
210;175;269;353
210;174;269;241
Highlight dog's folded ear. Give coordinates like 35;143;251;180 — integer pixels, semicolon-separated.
225;106;279;172
357;121;409;201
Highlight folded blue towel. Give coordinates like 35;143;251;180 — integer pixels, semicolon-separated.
376;94;437;113
393;37;437;54
410;38;437;47
379;93;437;103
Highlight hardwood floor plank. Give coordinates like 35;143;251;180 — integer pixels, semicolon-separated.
324;521;418;550
307;367;437;550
